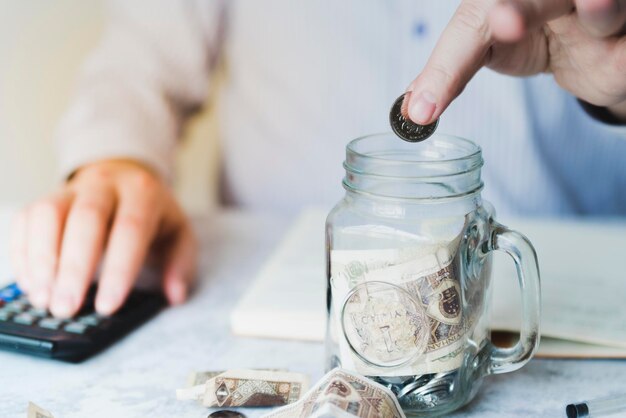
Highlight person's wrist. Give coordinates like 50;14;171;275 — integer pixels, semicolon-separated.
70;158;159;183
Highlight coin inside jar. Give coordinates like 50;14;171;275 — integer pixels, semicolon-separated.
389;92;439;142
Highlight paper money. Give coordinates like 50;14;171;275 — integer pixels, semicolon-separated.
330;239;474;376
262;368;406;418
186;368;286;387
331;246;437;288
186;370;225;387
177;369;309;407
27;402;54;418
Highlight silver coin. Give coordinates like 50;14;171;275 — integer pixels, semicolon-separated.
208;411;247;418
396;379;425;399
389;93;439;142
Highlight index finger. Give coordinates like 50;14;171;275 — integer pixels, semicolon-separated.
407;0;496;125
406;0;573;125
95;179;161;315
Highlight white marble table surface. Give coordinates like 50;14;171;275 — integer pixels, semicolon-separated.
1;210;625;418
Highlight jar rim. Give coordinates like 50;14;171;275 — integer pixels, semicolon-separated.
343;132;484;201
347;132;482;166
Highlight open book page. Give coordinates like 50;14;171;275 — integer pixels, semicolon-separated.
491;218;626;349
231;209;328;341
493;332;626;359
230;208;626;358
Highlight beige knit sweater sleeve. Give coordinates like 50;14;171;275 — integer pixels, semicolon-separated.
56;0;226;182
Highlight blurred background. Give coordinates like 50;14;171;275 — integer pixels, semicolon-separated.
0;0;218;213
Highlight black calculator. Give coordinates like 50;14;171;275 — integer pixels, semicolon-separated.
0;282;165;362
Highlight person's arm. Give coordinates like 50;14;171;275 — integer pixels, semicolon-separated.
403;0;626;127
58;0;226;181
11;0;226;318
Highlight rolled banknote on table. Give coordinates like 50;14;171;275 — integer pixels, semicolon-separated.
177;369;309;408
262;368;406;418
27;402;55;418
186;370;225;387
186;368;286;387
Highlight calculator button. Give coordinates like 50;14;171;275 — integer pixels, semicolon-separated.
38;317;64;330
64;322;88;334
27;307;48;317
0;309;13;321
77;314;102;327
5;301;27;313
13;313;36;325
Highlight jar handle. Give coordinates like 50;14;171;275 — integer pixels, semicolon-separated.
484;221;541;375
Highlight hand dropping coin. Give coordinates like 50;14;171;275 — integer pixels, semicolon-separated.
390;92;439;142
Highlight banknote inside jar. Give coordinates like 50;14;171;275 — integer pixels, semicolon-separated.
330;231;470;377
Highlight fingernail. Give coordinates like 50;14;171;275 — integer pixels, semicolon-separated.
169;280;187;305
401;91;412;118
95;290;117;315
50;291;76;318
30;289;50;308
409;91;437;124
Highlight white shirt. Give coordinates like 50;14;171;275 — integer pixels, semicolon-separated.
57;0;626;217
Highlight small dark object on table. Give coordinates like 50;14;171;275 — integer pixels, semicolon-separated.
208;411;247;418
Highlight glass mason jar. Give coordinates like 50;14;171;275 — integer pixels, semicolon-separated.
325;133;541;417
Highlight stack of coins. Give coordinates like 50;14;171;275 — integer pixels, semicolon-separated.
390;93;439;142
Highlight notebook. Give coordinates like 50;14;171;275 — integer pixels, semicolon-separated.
232;209;626;358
